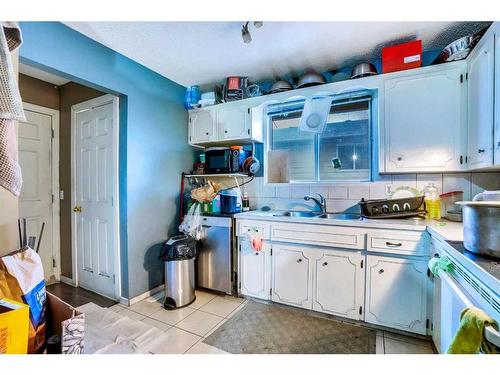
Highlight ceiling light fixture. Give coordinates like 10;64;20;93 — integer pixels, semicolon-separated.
241;22;263;44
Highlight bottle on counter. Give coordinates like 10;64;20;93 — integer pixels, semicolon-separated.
212;194;221;214
242;187;250;212
424;183;441;220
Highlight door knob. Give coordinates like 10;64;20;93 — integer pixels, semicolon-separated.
73;205;82;213
322;262;328;266
297;258;303;263
378;269;385;274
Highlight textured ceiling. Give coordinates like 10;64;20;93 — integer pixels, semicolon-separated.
63;21;490;87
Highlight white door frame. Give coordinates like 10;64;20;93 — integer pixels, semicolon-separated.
21;102;61;281
70;94;121;301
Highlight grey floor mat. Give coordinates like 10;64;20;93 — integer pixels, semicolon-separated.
203;301;376;354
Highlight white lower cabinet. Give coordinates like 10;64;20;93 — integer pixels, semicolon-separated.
365;254;428;334
239;239;271;300
312;249;365;320
271;244;312;309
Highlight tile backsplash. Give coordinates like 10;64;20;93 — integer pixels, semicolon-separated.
245;172;500;213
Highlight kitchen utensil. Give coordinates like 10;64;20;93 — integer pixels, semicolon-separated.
389;185;420;199
246;84;262;97
432;33;482;64
446;210;463;222
296;71;326;89
299;96;332;133
351;63;378;79
269;80;293;94
440;191;464;221
457;191;500;258
359;196;426;219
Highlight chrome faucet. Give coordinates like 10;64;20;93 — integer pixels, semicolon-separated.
304;193;327;214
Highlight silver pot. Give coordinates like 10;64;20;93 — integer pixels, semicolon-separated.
296;71;326;89
458;192;500;258
351;63;378;79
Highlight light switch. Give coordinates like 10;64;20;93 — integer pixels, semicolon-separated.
59;190;64;200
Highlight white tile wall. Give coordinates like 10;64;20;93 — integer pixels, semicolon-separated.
246;172;500;213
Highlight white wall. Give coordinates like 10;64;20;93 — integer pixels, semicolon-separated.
245;172;500;213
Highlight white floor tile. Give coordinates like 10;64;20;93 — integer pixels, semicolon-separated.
199;297;241;317
185;340;229;354
203;318;227;338
145;327;200;354
190;290;218;309
108;304;124;313
176;310;224;336
142;317;172;331
222;294;245;304
384;337;434;354
129;299;163;316
225;302;246;319
119;308;146;321
149;306;195;325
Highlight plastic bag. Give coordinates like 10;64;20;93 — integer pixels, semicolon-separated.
0;247;47;353
179;202;202;240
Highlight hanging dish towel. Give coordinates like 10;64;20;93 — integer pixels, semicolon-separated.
447;306;499;354
428;255;453;277
246;228;263;252
0;21;25;196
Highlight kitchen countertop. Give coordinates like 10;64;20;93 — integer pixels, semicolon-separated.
234;210;464;237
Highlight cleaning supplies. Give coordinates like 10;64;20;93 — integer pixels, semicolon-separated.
424;183;441;220
447;307;499;354
428;256;453;277
242;187;250;212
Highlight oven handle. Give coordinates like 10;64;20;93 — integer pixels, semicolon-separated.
439;270;500;349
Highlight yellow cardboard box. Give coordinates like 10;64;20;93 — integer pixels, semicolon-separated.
0;298;29;354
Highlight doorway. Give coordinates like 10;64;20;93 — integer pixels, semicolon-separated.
71;94;120;300
18;103;60;283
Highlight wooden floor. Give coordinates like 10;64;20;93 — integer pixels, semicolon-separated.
46;282;116;308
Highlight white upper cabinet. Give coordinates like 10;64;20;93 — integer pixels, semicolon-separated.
218;103;250;140
495;26;500;165
312;249;365;320
188;108;217;144
364;254;428;334
271;244;312;309
238;239;271;300
467;33;495;169
381;62;467;172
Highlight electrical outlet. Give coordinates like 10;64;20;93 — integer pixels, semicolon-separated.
385;184;392;196
59;190;64;200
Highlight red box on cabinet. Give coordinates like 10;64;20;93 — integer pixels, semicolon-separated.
382;40;422;73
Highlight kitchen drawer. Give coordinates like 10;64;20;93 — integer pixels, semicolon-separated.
271;223;365;250
367;230;429;256
237;220;271;240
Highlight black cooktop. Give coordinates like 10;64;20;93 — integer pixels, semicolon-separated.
446;241;500;282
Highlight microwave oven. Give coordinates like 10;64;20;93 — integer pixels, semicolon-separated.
205;147;240;174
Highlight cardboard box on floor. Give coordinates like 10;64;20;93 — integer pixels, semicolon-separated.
45;291;84;354
0;298;29;354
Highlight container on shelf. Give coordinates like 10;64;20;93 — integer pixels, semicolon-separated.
424;183;441;220
382;40;422;73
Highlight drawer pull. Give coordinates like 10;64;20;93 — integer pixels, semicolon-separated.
386;241;402;247
297;258;303;263
322;261;328;266
378;269;385;274
254;252;259;256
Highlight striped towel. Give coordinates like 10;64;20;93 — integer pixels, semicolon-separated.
0;21;25;196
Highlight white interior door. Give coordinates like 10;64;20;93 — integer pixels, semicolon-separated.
73;94;118;299
18;105;58;281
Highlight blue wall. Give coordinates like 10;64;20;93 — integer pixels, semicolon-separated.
19;22;193;299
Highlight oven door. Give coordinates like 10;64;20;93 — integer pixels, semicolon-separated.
438;270;500;353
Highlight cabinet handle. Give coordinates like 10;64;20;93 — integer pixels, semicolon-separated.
224;130;228;133
254;252;259;256
322;261;328;266
478;149;485;153
386;241;402;247
297;258;303;263
378;269;385;274
205;132;209;135
397;156;403;161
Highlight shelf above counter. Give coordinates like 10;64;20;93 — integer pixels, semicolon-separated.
183;173;251;178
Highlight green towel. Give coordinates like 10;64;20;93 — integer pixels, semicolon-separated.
447;307;499;354
428;256;453;277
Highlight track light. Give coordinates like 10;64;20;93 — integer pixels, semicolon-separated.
242;22;252;44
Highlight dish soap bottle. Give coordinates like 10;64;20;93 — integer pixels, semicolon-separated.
424;183;441;220
242;187;250;212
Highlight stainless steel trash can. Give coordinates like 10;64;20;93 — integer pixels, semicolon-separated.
164;258;196;309
159;235;197;310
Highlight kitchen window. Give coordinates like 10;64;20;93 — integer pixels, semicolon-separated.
266;94;372;183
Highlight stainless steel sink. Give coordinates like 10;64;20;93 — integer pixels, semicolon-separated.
316;213;361;220
273;211;319;218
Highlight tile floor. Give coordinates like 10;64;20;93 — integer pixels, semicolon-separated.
107;289;436;354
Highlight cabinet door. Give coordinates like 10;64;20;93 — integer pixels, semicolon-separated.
239;239;271;300
467;33;495;169
383;63;467;172
272;244;312;309
189;109;217;144
495;31;500;165
365;255;428;334
313;249;365;320
218;104;250;140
